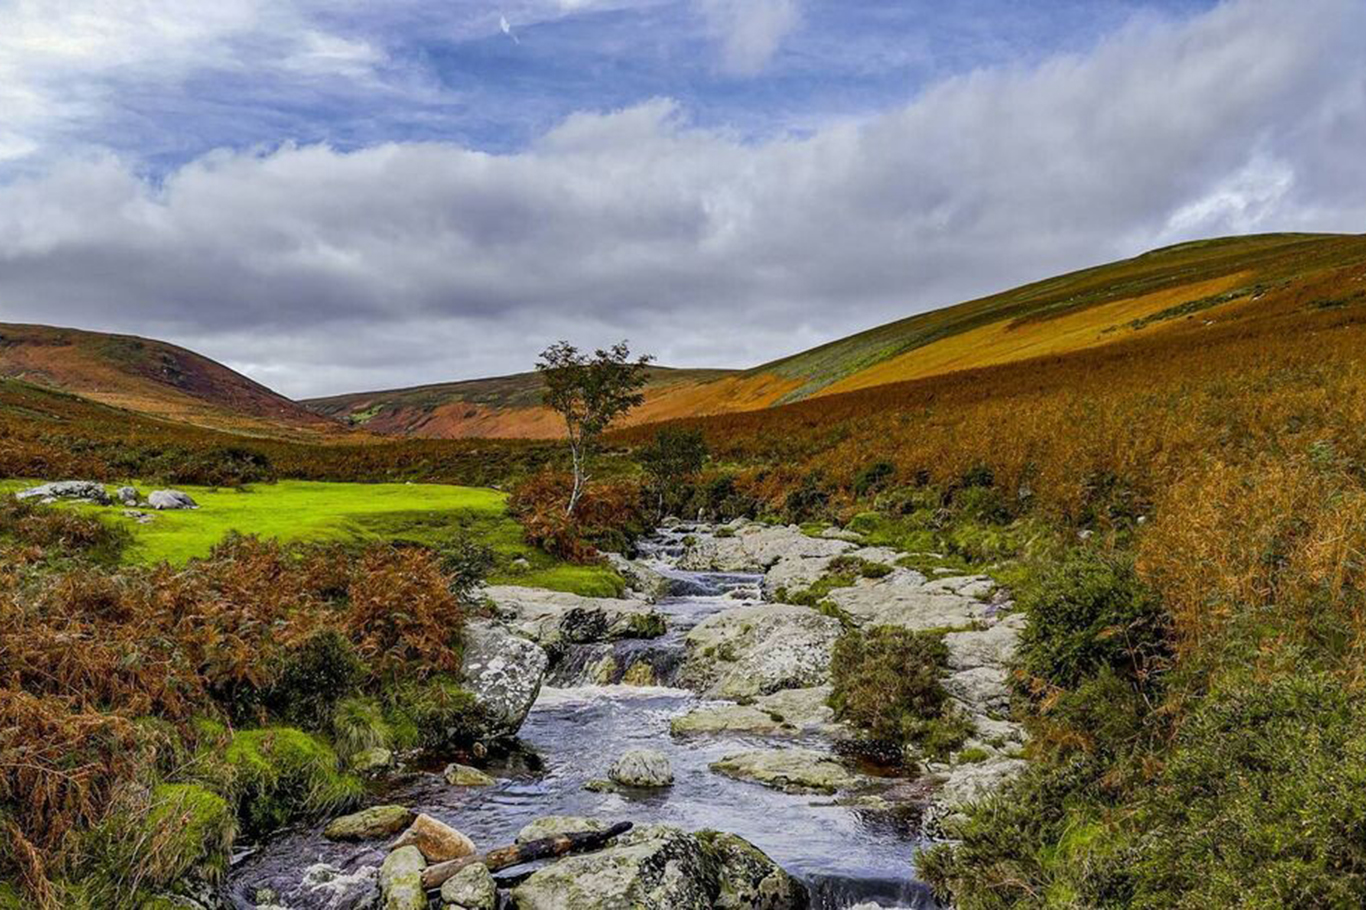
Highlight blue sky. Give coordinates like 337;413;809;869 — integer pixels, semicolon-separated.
0;0;1361;397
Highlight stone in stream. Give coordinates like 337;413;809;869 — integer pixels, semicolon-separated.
294;861;380;910
608;748;674;787
697;830;810;910
678;520;855;572
679;603;842;699
16;480;111;504
482;585;666;647
378;845;426;910
709;748;866;795
440;861;496;910
516;815;608;844
324;804;415;841
444;762;495;786
148;489;198;510
459;620;548;739
389;813;477;863
350;746;394;775
671;686;837;737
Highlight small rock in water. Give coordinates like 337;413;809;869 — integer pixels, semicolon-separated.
390;813;477;863
324;804;415;841
608;748;673;788
444;762;495;786
379;845;427;910
516;815;607;844
350;746;394;774
583;778;618;793
148;489;198;510
440;861;496;910
709;748;864;795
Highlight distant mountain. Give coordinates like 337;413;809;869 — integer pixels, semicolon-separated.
0;323;339;437
306;232;1366;439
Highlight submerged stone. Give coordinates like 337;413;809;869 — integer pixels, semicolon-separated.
709;748;865;795
444;762;495;787
324;804;415;841
516;815;608;844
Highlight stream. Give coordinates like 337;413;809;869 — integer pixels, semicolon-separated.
225;527;940;910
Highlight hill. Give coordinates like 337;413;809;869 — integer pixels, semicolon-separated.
308;232;1366;438
0;323;340;437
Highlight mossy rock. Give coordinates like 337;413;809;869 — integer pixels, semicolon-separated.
225;727;363;837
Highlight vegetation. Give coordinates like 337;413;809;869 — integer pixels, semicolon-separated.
639;426;709;518
536;340;652;514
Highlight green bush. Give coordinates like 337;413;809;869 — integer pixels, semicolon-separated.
384;675;483;752
853;460;896;497
331;696;392;761
261;630;363;730
224;727;362;837
1017;548;1169;692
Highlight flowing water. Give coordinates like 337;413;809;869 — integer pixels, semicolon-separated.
225;528;939;910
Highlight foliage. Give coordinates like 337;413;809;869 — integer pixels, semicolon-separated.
383;676;482;753
638;426;708;518
223;728;362;837
508;471;647;562
343;546;464;684
536;339;653;514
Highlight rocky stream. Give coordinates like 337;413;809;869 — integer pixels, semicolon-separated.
224;522;1027;910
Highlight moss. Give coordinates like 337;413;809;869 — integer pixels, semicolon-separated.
224;727;362;837
625;611;667;638
0;883;25;910
331;696;392;761
955;747;990;765
143;784;236;885
384;676;482;752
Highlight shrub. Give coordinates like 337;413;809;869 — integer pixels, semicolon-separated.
344;546;464;684
384;676;483;752
853;460;896;498
1017;548;1169;694
261;630;364;730
223;728;361;838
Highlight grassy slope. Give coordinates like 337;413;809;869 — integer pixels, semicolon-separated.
0;478;623;596
0;322;341;438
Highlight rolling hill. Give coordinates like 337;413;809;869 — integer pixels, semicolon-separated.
0;323;341;437
306;232;1366;438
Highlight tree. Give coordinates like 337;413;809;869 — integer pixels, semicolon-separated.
536;340;653;515
639;426;708;518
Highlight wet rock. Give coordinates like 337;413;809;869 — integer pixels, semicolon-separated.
444;763;495;787
609;748;673;787
324;805;415;841
16;480;110;504
510;824;715;910
516;815;608;844
604;552;672;600
671;687;836;737
460;620;548;738
440;861;496;910
350;747;394;775
148;489;198;510
697;830;809;910
378;845;426;910
709;748;865;795
295;861;380;910
390;813;477;864
680;603;842;699
484;586;666;647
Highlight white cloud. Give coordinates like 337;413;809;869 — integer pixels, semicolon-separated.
699;0;800;76
0;0;1363;399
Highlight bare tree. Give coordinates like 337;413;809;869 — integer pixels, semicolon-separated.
537;340;653;515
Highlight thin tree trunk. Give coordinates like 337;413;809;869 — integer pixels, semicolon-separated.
421;821;632;891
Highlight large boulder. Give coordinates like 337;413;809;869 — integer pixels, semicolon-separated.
679;604;842;699
484;586;666;647
379;846;426;910
709;748;865;795
324;805;415;841
460;620;548;738
510;824;716;910
390;813;477;864
16;480;110;504
608;749;673;788
697;830;809;910
827;570;991;631
680;523;854;573
148;489;198;510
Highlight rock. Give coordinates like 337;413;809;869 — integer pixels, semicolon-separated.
390;813;477;864
294;861;381;910
583;778;618;793
121;509;154;524
827;571;991;631
944;613;1024;672
510;824;715;910
460;620;548;738
116;485;139;505
440;861;496;910
609;748;673;787
148;489;198;510
324;805;416;841
763;554;841;598
16;480;110;504
943;666;1012;715
483;586;666;646
697;830;809;910
604;552;672;600
680;604;842;699
378;845;426;910
934;757;1028;810
444;763;495;787
709;748;865;795
671;687;836;737
680;522;854;572
516;816;608;844
350;747;394;775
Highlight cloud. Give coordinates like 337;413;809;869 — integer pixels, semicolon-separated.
698;0;800;76
0;0;1363;400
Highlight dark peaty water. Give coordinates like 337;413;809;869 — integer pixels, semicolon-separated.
225;533;939;910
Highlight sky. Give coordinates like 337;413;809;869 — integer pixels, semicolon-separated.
0;0;1363;399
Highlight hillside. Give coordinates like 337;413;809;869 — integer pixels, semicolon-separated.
0;323;340;437
308;232;1366;439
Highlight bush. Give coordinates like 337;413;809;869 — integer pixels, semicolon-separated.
853;460;896;498
384;676;483;752
344;547;464;684
509;472;646;562
224;728;361;837
829;626;964;759
261;631;364;730
1017;548;1169;694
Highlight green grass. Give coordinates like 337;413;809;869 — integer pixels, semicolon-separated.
0;478;622;596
